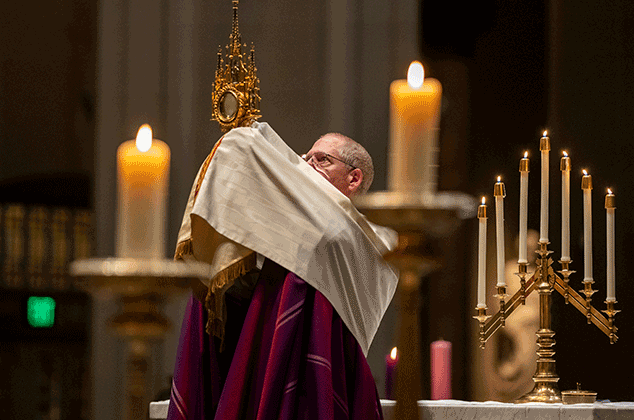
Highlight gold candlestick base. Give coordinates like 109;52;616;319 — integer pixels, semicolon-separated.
516;241;561;403
70;257;211;420
515;381;562;404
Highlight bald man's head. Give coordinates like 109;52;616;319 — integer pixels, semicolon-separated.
306;133;374;197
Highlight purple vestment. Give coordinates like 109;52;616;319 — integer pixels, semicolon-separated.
167;260;384;420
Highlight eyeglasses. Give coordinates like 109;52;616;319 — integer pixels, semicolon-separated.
302;151;356;169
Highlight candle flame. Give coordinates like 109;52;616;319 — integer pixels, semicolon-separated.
390;347;397;360
497;176;501;182
563;151;568;157
136;124;153;152
543;130;548;137
524;151;528;158
407;61;425;89
583;169;588;176
481;196;486;205
608;188;613;194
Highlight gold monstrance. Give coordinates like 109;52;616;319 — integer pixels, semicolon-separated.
474;132;620;403
211;0;261;132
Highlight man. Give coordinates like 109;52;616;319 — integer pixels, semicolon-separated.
167;122;397;420
303;132;373;199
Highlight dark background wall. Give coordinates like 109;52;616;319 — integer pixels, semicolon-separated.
421;0;634;401
547;0;634;401
0;1;96;207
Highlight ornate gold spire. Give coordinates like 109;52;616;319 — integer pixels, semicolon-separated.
211;0;261;132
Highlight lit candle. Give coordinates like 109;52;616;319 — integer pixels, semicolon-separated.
605;189;616;301
430;340;452;400
477;197;487;308
540;131;550;243
561;152;571;261
116;124;170;259
582;170;593;281
494;177;506;287
388;61;442;196
385;347;398;399
519;152;529;263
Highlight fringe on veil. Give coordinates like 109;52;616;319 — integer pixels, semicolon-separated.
175;237;257;351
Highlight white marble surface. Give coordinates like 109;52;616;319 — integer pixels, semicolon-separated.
150;399;634;419
150;399;397;419
418;400;634;420
149;400;169;419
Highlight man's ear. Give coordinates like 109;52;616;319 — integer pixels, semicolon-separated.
347;168;363;195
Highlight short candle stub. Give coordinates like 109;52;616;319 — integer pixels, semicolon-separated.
605;190;615;209
581;171;592;190
540;131;550;151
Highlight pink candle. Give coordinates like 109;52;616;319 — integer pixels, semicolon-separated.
431;340;452;400
385;347;398;399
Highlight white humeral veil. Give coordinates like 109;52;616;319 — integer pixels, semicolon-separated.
175;122;398;355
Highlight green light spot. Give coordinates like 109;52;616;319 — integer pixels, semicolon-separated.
27;296;56;328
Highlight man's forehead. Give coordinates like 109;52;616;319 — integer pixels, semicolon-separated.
312;135;342;152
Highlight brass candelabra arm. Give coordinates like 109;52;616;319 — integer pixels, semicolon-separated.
552;274;618;341
476;273;538;346
557;259;575;304
602;300;620;344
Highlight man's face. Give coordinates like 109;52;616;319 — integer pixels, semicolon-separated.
305;135;357;197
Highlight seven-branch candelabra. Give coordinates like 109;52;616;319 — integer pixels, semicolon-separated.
473;131;620;403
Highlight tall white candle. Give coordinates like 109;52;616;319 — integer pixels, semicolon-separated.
477;198;487;308
605;189;616;301
519;152;529;263
561;152;571;261
540;132;550;243
494;178;506;287
582;171;593;281
116;124;170;259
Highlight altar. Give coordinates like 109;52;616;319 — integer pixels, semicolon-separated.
149;399;634;420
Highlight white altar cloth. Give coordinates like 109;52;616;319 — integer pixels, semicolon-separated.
149;399;634;419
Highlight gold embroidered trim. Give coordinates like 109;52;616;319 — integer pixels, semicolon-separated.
194;137;224;201
204;251;257;351
174;135;257;349
174;238;193;261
